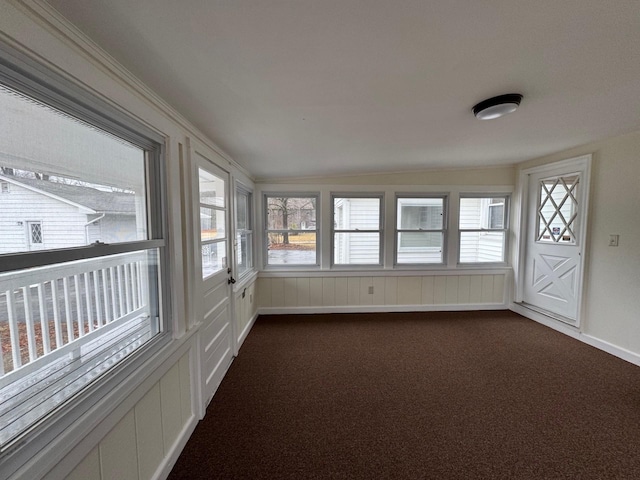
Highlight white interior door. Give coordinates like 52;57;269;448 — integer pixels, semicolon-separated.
520;157;590;324
192;149;234;411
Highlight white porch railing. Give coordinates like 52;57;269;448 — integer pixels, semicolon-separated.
0;251;150;379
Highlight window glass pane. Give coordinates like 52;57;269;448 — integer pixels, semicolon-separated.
237;232;252;275
460;197;507;231
200;207;226;241
0;85;148;255
333;197;380;230
267;232;316;265
0;249;161;446
266;196;316;230
489;203;505;229
397;198;443;229
198;167;225;207
334;232;380;265
459;231;505;263
236;192;249;230
202;241;227;278
537;176;578;243
397;232;443;264
459;198;484;229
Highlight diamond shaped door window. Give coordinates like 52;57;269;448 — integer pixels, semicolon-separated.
537;175;579;243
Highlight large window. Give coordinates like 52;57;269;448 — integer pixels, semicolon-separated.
0;63;167;457
332;195;383;265
396;196;446;264
459;195;509;263
236;186;253;276
265;195;318;265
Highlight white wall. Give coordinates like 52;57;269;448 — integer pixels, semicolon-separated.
514;130;640;358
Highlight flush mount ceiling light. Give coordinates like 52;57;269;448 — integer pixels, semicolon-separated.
472;93;523;120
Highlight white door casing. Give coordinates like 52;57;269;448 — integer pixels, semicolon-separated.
191;144;234;416
517;155;591;325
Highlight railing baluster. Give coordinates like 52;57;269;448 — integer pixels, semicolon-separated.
7;289;21;370
38;283;51;355
117;265;125;318
23;286;38;362
94;270;103;328
101;269;109;324
130;263;138;309
74;274;85;337
124;263;132;314
63;277;74;343
84;272;94;333
137;261;144;307
109;267;117;322
52;279;63;348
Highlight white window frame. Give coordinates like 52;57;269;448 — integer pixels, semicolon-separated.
394;194;447;266
331;193;384;267
235;183;254;279
458;194;510;265
0;181;8;193
0;43;171;477
264;193;320;267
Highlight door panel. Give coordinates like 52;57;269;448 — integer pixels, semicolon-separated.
521;158;590;324
192;148;234;410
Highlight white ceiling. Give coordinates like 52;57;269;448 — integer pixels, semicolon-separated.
47;0;640;180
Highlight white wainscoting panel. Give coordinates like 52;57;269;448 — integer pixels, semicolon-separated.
258;272;508;313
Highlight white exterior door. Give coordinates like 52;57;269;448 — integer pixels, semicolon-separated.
520;156;591;324
192;149;234;411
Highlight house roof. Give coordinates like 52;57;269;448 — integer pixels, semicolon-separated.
1;175;137;214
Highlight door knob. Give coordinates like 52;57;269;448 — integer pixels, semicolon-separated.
228;277;236;285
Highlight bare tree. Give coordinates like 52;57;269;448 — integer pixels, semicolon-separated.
268;197;291;244
267;197;316;245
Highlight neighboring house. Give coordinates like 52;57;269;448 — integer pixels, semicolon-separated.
0;174;140;254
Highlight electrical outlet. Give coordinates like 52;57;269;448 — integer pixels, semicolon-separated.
609;234;619;247
368;286;374;294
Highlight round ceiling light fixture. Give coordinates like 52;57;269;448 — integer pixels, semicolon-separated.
472;93;523;120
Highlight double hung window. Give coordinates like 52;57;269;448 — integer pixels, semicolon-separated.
265;195;318;265
396;196;446;264
235;186;253;277
0;58;168;456
459;195;509;263
332;195;383;266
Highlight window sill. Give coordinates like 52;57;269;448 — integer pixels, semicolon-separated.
259;266;512;278
233;270;258;293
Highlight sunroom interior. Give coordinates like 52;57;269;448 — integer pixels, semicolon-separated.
1;1;640;479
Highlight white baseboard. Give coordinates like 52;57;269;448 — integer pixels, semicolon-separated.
153;413;199;480
258;303;507;316
510;303;581;339
578;334;640;368
510;303;640;368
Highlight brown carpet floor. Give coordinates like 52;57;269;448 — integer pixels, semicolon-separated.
168;311;640;479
